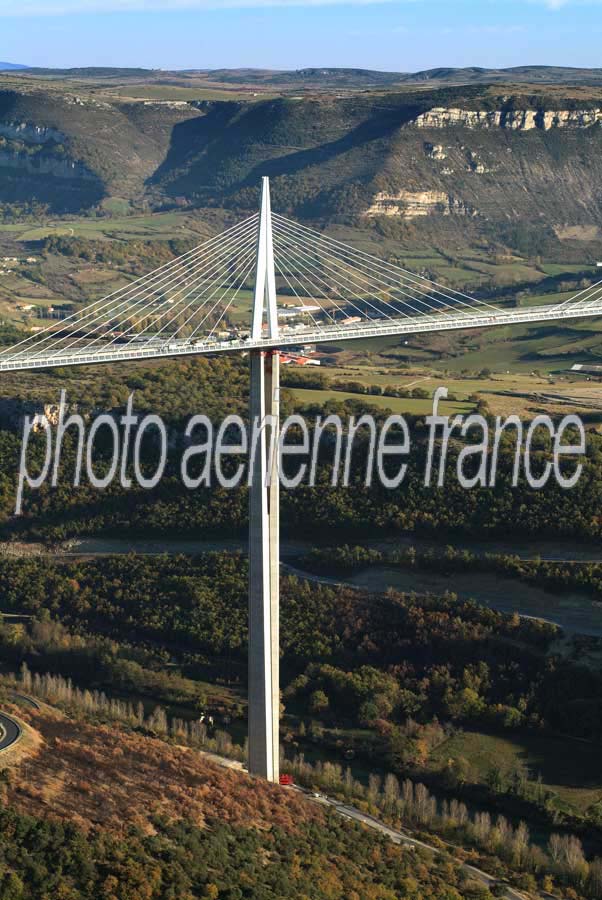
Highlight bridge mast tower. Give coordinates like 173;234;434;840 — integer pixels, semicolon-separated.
248;177;280;782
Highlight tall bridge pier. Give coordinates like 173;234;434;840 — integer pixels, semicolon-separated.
248;178;280;782
2;177;601;781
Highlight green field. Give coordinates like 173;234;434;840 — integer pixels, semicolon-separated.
327;365;560;396
430;729;602;814
0;211;204;243
441;322;602;374
107;84;273;102
315;347;602;418
289;386;473;415
540;263;598;277
344;318;602;376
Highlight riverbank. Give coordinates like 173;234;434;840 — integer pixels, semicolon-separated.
2;534;602;637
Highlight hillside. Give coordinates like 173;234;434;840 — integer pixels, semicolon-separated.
0;84;201;213
199;64;602;88
204;64;602;87
148;88;602;229
1;76;602;261
0;701;470;900
19;64;602;87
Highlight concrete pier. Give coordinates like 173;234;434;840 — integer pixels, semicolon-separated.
248;350;279;781
247;177;280;782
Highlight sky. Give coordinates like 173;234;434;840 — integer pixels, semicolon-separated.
0;0;601;72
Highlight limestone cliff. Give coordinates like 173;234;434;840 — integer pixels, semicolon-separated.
364;190;476;219
0;121;66;144
413;107;602;130
2;81;602;240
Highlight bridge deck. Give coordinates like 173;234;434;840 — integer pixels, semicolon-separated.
0;302;599;373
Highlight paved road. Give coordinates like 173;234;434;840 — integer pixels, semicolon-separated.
0;712;21;752
8;692;40;711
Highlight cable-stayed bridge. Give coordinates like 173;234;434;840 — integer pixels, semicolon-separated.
4;178;602;785
1;183;602;372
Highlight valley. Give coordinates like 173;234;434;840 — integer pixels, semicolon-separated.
1;63;602;900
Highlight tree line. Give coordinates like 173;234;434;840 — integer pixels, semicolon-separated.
4;354;602;543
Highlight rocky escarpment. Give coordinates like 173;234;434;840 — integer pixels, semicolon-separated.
0;88;200;212
364;190;476;219
1;82;602;241
0;118;97;181
0;121;66;144
0;150;96;179
0;116;103;210
413;107;602;130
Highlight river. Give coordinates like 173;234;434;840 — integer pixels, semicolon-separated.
38;534;602;638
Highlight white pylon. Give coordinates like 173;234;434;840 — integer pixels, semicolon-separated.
251;177;279;343
248;177;280;782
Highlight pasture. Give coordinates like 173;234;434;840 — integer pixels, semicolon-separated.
430;729;602;815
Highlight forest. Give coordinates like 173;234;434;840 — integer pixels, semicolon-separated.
0;355;601;897
3;354;602;543
0;792;472;899
1;548;601;837
0;550;597;740
3;651;602;898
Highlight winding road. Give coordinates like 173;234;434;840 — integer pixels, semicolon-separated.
0;712;21;752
